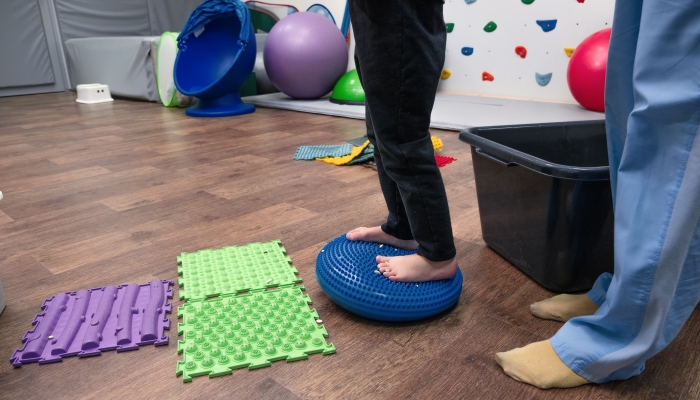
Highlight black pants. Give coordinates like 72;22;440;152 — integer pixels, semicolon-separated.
350;0;456;261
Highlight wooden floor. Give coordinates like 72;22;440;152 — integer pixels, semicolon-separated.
0;92;698;400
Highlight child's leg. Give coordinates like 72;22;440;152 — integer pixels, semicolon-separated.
347;108;418;250
348;0;457;282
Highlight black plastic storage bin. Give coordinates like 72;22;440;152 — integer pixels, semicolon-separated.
459;121;614;293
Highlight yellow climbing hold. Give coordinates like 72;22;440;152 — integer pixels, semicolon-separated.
317;140;370;165
564;47;575;57
431;136;443;151
441;69;451;80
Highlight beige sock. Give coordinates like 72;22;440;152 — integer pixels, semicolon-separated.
530;294;599;322
495;340;590;389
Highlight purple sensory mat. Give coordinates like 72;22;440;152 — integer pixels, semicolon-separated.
11;279;173;367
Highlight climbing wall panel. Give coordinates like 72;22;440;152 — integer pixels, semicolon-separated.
439;0;614;103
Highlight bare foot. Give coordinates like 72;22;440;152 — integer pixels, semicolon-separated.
376;253;458;282
495;340;590;389
346;226;418;250
530;294;599;322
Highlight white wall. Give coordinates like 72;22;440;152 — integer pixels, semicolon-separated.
439;0;614;103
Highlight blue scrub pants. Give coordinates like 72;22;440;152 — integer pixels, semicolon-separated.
550;0;700;383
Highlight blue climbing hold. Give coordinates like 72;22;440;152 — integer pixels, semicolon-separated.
465;0;477;4
461;47;474;56
536;72;553;86
316;235;463;322
536;19;557;32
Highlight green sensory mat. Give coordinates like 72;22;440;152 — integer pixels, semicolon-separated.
178;241;303;301
176;286;336;382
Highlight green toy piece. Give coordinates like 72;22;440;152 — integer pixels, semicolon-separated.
446;23;455;33
330;69;365;106
347;144;374;165
176;286;336;382
239;72;257;98
249;8;278;33
484;21;497;32
521;0;535;4
178;240;302;301
157;32;182;107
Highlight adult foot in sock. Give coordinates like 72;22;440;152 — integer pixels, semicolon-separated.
346;226;418;250
530;294;599;322
495;340;590;389
376;254;458;282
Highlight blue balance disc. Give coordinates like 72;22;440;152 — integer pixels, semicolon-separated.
316;235;463;322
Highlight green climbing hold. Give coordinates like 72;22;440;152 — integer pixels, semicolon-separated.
521;0;534;4
446;23;455;33
484;21;497;33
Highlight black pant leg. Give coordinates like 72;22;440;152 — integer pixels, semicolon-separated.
355;52;413;240
350;0;456;261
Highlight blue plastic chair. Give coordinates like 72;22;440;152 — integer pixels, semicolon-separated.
175;0;256;117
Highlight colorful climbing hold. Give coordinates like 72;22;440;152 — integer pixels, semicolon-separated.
564;47;575;57
522;0;535;4
482;72;494;81
577;0;585;3
536;72;553;86
461;47;474;56
446;23;455;33
441;69;452;80
515;46;527;58
465;0;477;4
536;20;557;32
483;21;497;33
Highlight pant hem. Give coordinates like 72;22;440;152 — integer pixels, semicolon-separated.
416;247;456;262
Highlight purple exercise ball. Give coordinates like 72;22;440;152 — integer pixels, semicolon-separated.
264;12;348;99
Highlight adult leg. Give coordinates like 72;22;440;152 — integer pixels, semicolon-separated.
497;0;700;387
528;0;641;325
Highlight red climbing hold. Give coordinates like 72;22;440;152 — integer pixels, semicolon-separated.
435;155;456;167
482;72;494;81
515;46;527;58
577;0;585;3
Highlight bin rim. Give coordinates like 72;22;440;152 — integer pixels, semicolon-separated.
459;120;610;181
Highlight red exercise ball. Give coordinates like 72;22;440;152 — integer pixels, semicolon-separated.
567;28;612;112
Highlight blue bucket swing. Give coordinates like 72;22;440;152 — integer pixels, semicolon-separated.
174;0;257;117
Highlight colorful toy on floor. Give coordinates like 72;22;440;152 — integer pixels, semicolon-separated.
10;280;173;367
330;69;365;105
174;0;257;117
345;135;368;147
567;28;611;112
176;286;335;382
435;155;456;167
264;12;348;99
316;235;463;322
347;144;374;165
431;136;443;151
294;143;352;160
178;240;302;301
316;140;370;165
